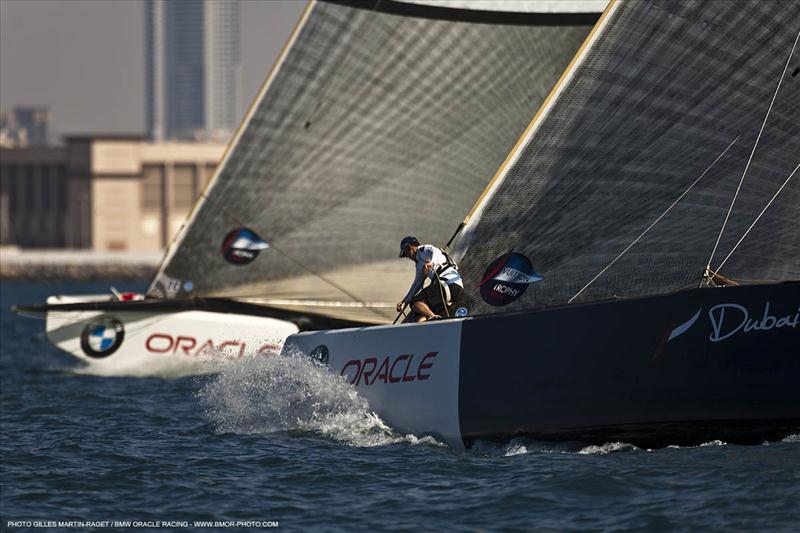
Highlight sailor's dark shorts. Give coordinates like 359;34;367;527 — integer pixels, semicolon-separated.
411;280;464;315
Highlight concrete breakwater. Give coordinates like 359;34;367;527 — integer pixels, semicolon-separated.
0;248;161;281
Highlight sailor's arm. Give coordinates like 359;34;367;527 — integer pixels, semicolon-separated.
398;269;424;310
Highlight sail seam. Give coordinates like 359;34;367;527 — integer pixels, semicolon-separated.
568;135;741;304
705;29;800;271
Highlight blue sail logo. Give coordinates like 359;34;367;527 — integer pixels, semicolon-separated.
221;228;270;265
480;252;542;306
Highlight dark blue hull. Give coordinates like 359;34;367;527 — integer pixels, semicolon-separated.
459;283;800;446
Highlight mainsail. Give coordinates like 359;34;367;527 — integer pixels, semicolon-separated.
148;0;600;323
453;0;800;315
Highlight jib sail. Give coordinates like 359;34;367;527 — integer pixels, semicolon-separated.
148;0;600;323
452;0;800;315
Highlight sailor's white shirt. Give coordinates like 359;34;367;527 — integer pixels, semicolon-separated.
402;244;463;303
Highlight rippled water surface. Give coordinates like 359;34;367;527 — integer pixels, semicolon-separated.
1;281;799;531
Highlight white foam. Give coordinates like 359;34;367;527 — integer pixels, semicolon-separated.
70;358;210;379
578;441;640;455
468;438;640;457
197;351;444;448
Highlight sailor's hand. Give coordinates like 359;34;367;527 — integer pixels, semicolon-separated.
396;301;406;313
423;262;434;275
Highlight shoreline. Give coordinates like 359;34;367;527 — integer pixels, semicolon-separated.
0;248;160;281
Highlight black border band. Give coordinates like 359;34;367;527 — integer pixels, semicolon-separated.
321;0;601;26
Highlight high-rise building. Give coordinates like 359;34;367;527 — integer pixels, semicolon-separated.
0;106;50;147
146;0;241;142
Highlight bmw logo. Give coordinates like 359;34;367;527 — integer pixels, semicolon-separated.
80;317;125;358
309;345;329;365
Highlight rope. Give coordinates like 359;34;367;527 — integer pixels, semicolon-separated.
392;303;407;325
706;29;799;270
568;135;741;304
435;272;451;318
199;192;388;321
711;161;799;274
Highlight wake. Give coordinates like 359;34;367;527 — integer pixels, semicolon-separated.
197;350;798;453
197;350;443;448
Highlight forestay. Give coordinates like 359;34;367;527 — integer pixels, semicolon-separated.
453;0;800;316
148;0;599;323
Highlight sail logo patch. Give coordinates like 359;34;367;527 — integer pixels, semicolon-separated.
80;318;125;358
221;228;269;265
479;253;542;306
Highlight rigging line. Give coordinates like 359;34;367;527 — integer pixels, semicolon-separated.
706;28;800;270
712;161;799;274
198;193;388;320
568;134;741;304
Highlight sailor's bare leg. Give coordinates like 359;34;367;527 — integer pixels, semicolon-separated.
412;301;435;322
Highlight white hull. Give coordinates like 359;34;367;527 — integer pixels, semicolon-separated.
45;295;299;377
284;319;466;448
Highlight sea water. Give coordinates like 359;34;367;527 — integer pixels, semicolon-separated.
1;281;798;531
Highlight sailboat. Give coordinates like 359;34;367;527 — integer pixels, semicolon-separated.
282;0;800;448
14;0;601;375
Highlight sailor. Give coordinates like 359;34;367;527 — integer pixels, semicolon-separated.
396;236;463;322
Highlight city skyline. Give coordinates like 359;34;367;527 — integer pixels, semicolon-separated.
147;0;242;141
0;0;304;141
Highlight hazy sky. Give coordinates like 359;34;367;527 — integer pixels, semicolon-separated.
0;0;306;139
